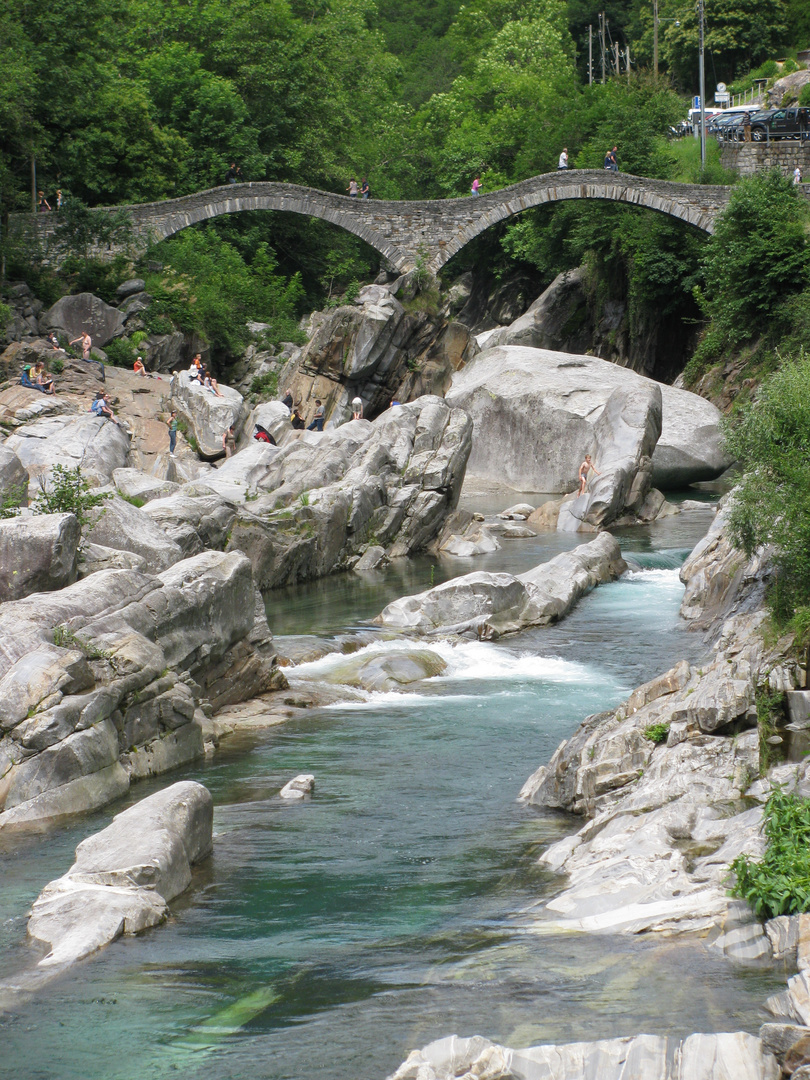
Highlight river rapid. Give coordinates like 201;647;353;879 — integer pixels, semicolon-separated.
0;496;784;1080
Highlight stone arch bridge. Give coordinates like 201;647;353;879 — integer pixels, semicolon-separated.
22;170;736;274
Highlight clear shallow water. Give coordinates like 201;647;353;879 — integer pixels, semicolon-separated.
0;508;784;1080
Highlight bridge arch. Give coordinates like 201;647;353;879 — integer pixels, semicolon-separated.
20;171;734;275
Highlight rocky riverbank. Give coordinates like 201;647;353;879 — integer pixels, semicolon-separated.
384;505;810;1079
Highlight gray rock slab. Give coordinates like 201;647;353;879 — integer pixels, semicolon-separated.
41;293;125;347
0;444;28;504
171;371;248;459
0;513;80;600
84;495;183;572
5;413;132;490
112;467;181;504
27;780;212;969
375;532;625;635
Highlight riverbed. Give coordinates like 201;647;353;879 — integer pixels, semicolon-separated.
0;502;783;1080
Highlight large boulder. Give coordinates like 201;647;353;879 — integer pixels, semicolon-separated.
84;495;184;572
482;268;591;353
0;550;279;826
556;383;661;531
0;444;28;504
251;400;291;443
27;781;212;969
40;293;125;347
171;371;248;459
112;467;180;504
375;532;626;637
297;291;408;383
0;513;80;601
446;346;730;493
5;413;131;490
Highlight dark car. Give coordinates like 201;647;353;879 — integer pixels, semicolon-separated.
750;107;807;141
727;109;773;141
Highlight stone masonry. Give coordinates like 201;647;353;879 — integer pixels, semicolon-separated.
16;169;798;275
720;141;810;178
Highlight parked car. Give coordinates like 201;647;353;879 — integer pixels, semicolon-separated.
749;107;807;141
727;109;774;141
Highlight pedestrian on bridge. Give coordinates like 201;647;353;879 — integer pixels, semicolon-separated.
347;178;359;197
360;178;370;199
557;148;568;170
225;163;241;183
470;176;481;196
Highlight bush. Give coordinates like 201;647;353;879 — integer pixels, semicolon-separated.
49;357;64;374
644;722;670;744
103;338;137;368
730;788;810;919
249;371;279;398
800;83;810;107
33;464;110;535
723;350;810;618
0;483;27;519
698;171;810;346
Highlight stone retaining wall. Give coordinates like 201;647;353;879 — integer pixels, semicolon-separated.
720;141;810;177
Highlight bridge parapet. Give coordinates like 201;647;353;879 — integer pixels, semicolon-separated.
12;171;739;274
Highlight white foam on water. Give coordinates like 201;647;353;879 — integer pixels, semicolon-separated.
292;635;593;688
624;567;682;584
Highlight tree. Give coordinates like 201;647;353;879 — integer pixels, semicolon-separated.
698;171;810;345
722;351;810;618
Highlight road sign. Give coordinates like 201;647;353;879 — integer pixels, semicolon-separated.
715;92;730;103
716;82;727;93
693;95;701;110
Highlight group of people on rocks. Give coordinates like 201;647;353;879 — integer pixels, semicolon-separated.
187;352;224;396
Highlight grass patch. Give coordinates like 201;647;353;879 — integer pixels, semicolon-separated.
644;721;670;745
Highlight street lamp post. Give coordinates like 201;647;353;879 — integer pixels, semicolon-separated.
698;0;706;170
653;0;659;77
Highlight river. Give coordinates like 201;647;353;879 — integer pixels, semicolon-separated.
0;497;783;1080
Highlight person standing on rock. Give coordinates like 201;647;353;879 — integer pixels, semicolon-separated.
578;454;601;496
70;330;92;359
351;397;363;420
222;425;237;457
168;411;178;454
307;400;325;431
557;148;568;170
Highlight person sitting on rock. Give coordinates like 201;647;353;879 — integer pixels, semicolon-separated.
290;404;305;430
91;391;121;426
281;388;293;410
307;400;325;431
133;356;147;376
578;454;601;496
203;370;224;397
20;365;39;390
34;362;55;394
187;361;203;383
46;332;64;352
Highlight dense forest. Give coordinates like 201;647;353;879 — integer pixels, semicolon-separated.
0;0;808;367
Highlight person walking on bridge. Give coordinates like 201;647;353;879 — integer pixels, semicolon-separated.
360;178;370;199
470;176;481;196
557;148;568;170
347;178;358;197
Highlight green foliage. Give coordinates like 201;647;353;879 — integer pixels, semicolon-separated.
33;464;111;534
0;483;27;519
756;685;785;773
698;172;810;347
141;227;305;358
644;722;670;744
250;371;279;398
50;197;134;263
120;493;146;508
52;623;111;660
49;356;64;374
103;338;139;368
800;84;810;107
730;788;810;919
722;351;810;618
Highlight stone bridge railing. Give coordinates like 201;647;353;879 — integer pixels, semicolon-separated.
15;170;739;274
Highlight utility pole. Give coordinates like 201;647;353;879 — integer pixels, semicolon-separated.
614;41;620;78
653;0;658;78
600;13;606;84
698;0;706;170
588;25;593;86
626;45;631;84
31;156;37;214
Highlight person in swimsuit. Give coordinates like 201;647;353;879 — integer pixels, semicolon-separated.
578;454;601;495
222;426;237;457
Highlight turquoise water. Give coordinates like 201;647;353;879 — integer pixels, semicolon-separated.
0;508;783;1080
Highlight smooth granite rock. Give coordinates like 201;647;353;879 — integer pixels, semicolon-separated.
446;346;730;494
376;532;625;637
0;513;80;601
5;413;132;490
171;371;248;459
41;293;126;347
27;781;212;968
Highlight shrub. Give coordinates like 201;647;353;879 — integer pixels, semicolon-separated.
730;788;810;919
722;350;810;618
644;722;670;744
0;483;27;519
800;84;810;107
249;371;279;398
49;357;64;374
698;171;810;346
33;464;110;535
